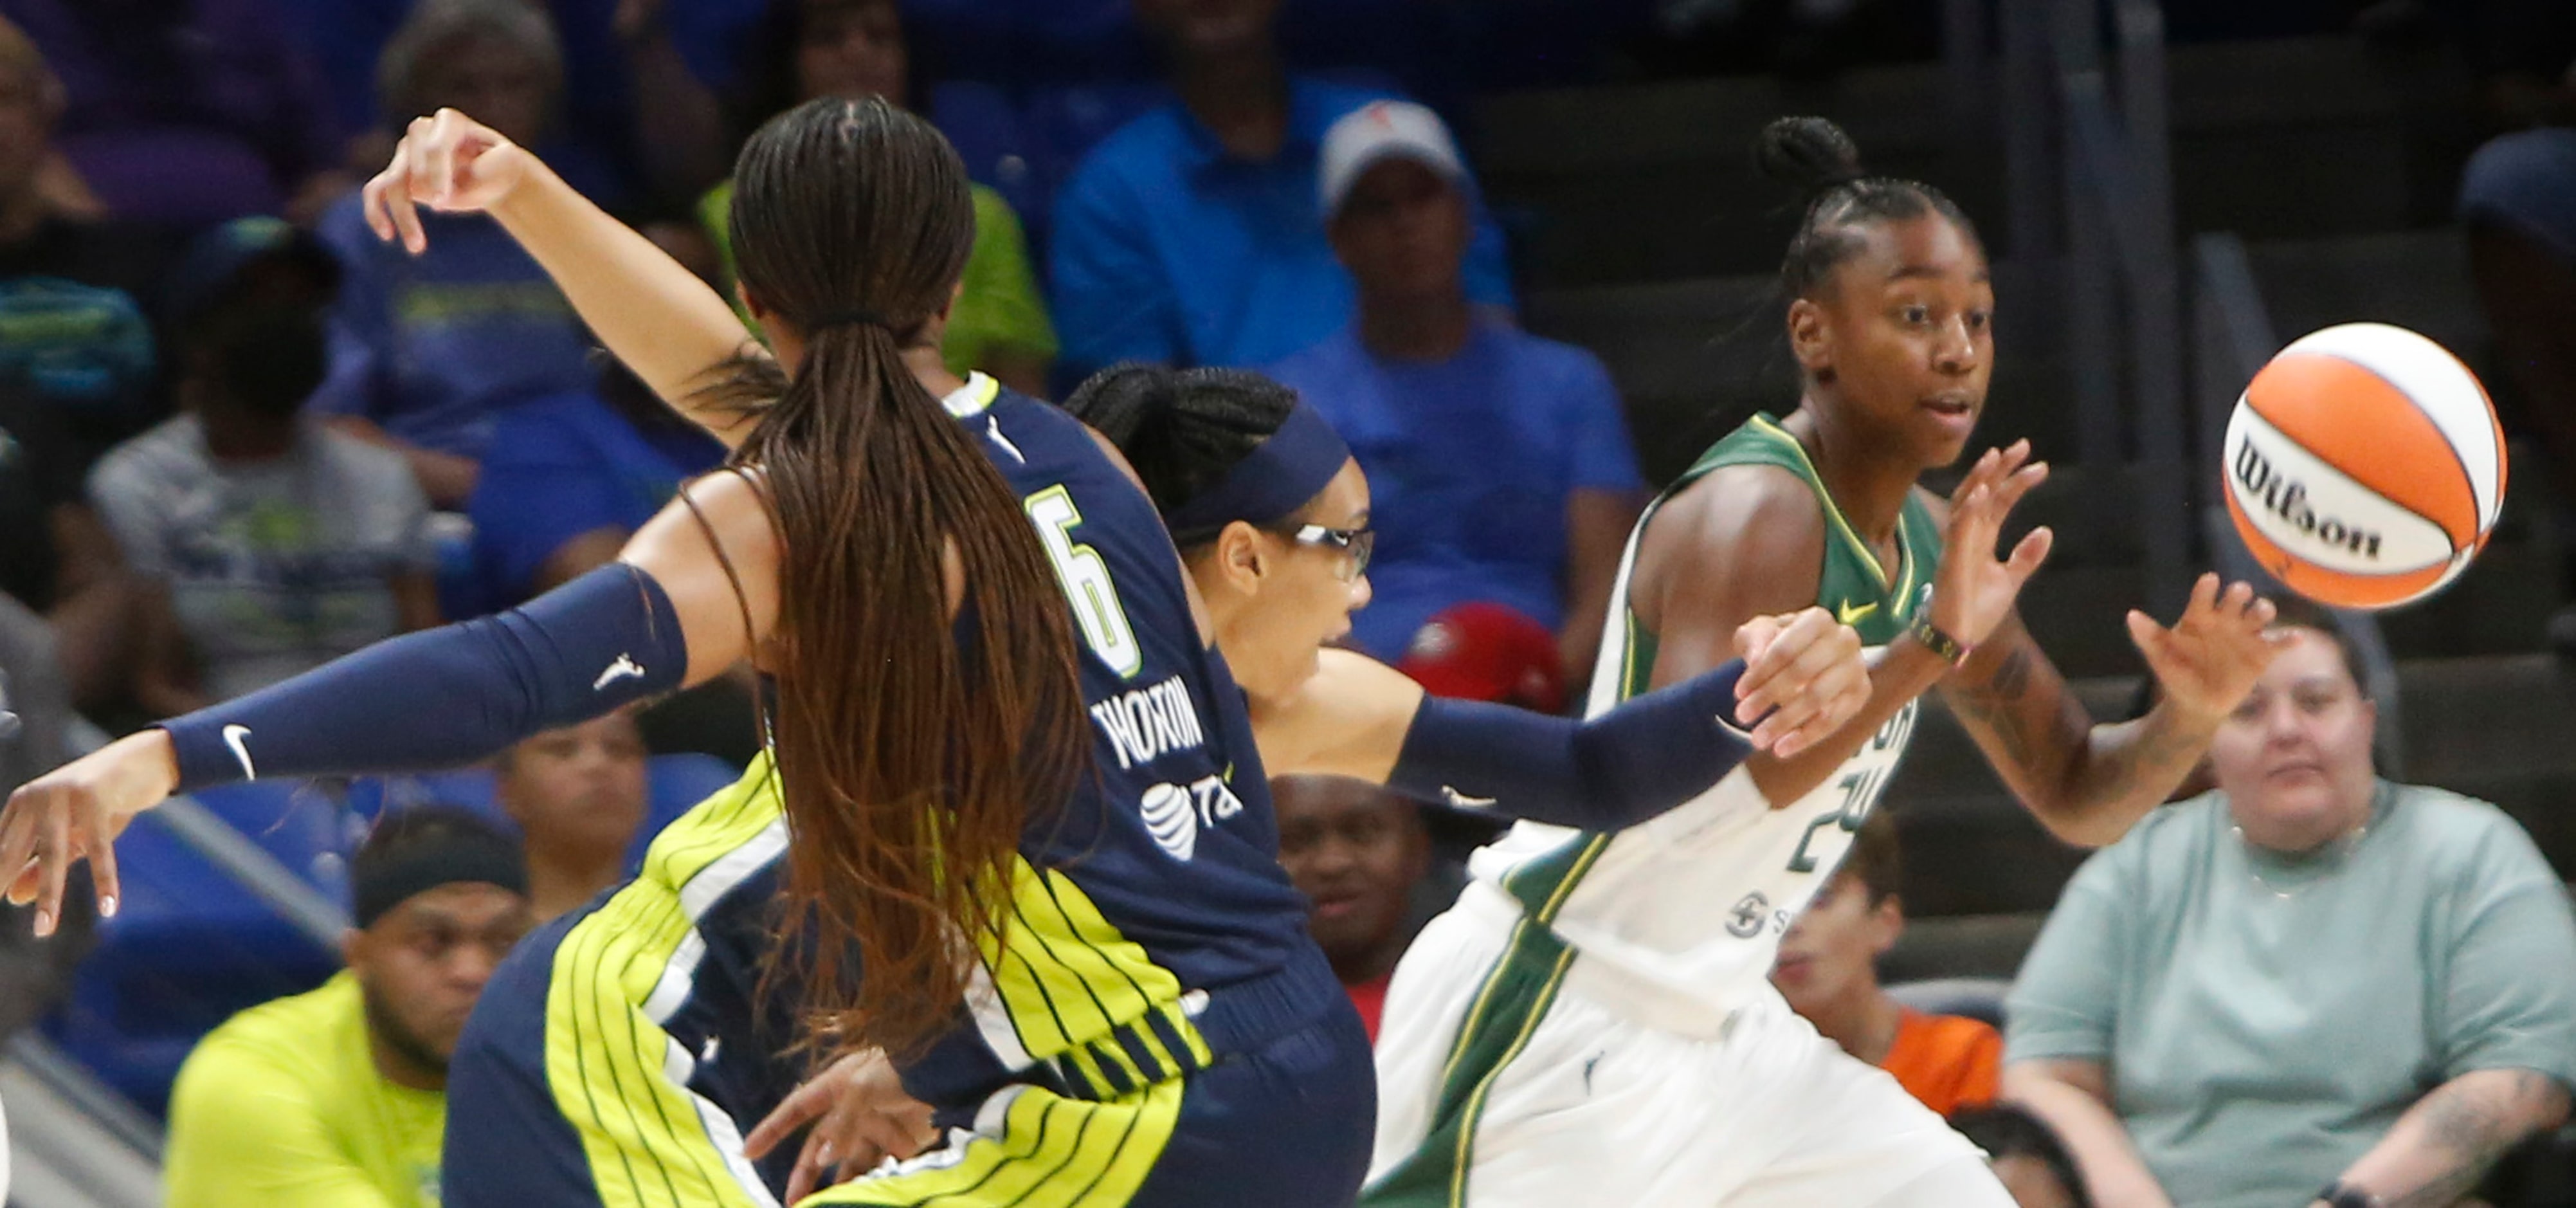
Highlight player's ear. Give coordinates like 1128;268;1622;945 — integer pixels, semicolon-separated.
1214;520;1269;592
1788;296;1833;379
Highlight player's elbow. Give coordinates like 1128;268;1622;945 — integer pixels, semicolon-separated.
2024;792;2131;849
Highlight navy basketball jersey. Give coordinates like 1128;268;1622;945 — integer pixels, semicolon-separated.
502;374;1332;1208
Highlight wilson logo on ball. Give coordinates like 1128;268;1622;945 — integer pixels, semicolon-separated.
2231;439;2383;562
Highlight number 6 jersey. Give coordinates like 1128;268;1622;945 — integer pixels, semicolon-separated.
1464;413;1947;1022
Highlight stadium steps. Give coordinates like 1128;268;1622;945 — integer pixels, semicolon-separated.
1476;33;2471;288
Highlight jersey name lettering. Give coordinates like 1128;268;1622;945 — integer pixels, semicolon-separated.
1089;674;1208;769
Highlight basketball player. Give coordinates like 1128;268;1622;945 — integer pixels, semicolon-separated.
0;107;1869;1208
1365;116;2288;1207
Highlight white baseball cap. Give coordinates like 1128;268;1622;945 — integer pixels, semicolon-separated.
1318;100;1469;219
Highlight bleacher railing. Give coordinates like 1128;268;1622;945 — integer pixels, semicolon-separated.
1997;0;2190;617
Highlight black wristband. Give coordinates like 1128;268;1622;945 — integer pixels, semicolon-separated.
1906;584;1972;668
2318;1181;2382;1208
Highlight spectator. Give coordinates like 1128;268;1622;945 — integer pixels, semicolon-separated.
496;711;648;922
310;0;603;508
699;0;1058;396
1949;1104;2094;1208
282;0;754;207
2004;605;2576;1208
1272;774;1431;1042
2454;6;2576;655
1268;101;1640;673
1773;809;2002;1119
0;0;346;226
163;807;531;1208
1049;0;1515;378
89;217;439;717
466;352;722;609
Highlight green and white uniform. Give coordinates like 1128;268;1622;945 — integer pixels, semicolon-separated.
1365;415;2006;1208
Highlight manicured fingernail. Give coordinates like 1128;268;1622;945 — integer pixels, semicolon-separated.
100;894;117;919
33;908;51;937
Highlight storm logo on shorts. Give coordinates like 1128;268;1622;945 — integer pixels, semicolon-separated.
1727;891;1770;939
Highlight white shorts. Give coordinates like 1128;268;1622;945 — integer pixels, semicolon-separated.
1366;882;2007;1208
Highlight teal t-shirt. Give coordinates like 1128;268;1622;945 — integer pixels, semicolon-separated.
2006;781;2576;1208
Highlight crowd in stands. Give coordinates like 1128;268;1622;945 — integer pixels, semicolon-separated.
0;1;2570;1205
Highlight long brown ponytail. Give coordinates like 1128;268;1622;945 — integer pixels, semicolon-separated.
716;97;1087;1061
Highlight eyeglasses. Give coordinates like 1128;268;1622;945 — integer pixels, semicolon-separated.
1274;523;1374;581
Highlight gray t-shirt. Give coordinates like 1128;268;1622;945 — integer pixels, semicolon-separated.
89;416;434;702
2006;781;2576;1208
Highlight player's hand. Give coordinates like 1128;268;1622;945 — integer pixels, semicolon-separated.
2128;572;2285;727
1929;441;2053;648
742;1047;939;1201
361;108;539;255
1;730;181;937
1733;607;1868;760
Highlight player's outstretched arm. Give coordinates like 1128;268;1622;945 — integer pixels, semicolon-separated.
1248;605;1868;832
1644;443;2051;809
361;109;765;447
1939;571;2282;848
0;475;779;937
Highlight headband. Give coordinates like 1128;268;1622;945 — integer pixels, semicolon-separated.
353;827;528;929
1163;401;1353;540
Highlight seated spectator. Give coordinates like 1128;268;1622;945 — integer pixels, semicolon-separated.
1773;809;2002;1118
1273;774;1432;1042
466;354;723;608
1049;0;1515;378
162;807;531;1208
282;0;752;209
2455;14;2576;655
90;217;439;716
0;0;345;226
2005;603;2576;1208
1268;102;1640;672
497;711;649;922
1948;1104;2093;1208
311;0;604;508
700;0;1057;396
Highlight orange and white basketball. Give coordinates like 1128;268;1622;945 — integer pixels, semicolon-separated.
2222;322;2505;610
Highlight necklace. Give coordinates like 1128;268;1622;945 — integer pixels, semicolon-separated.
2232;823;2370;900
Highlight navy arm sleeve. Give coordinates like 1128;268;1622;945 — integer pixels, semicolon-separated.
1386;662;1754;831
161;563;690;792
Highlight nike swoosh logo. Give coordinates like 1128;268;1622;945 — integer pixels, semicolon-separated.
592;655;644;691
221;724;257;780
1441;786;1497;810
1836;600;1880;625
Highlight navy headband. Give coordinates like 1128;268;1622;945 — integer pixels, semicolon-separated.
353;828;527;929
1164;401;1352;540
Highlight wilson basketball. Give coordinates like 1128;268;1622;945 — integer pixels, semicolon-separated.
2222;322;2505;610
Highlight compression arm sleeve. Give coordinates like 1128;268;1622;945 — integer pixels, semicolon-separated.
160;563;689;792
1386;661;1754;832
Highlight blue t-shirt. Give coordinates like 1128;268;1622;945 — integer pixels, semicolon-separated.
311;196;597;459
1265;320;1643;659
465;390;725;608
1048;77;1515;378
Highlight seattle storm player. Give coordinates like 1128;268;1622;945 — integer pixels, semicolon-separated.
1366;116;2287;1208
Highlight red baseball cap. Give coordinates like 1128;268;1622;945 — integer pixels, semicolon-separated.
1396;603;1567;713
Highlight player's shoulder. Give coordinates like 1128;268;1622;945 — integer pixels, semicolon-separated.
1653;459;1827;558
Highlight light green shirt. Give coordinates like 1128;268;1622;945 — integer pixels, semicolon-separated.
698;180;1058;380
165;972;446;1208
2006;781;2576;1208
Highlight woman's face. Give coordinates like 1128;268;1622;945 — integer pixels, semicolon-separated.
1793;212;1995;471
1197;458;1373;701
2209;627;2378;854
797;0;907;106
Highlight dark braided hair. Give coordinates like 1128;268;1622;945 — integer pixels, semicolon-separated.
1756;116;1982;301
1061;363;1303;547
